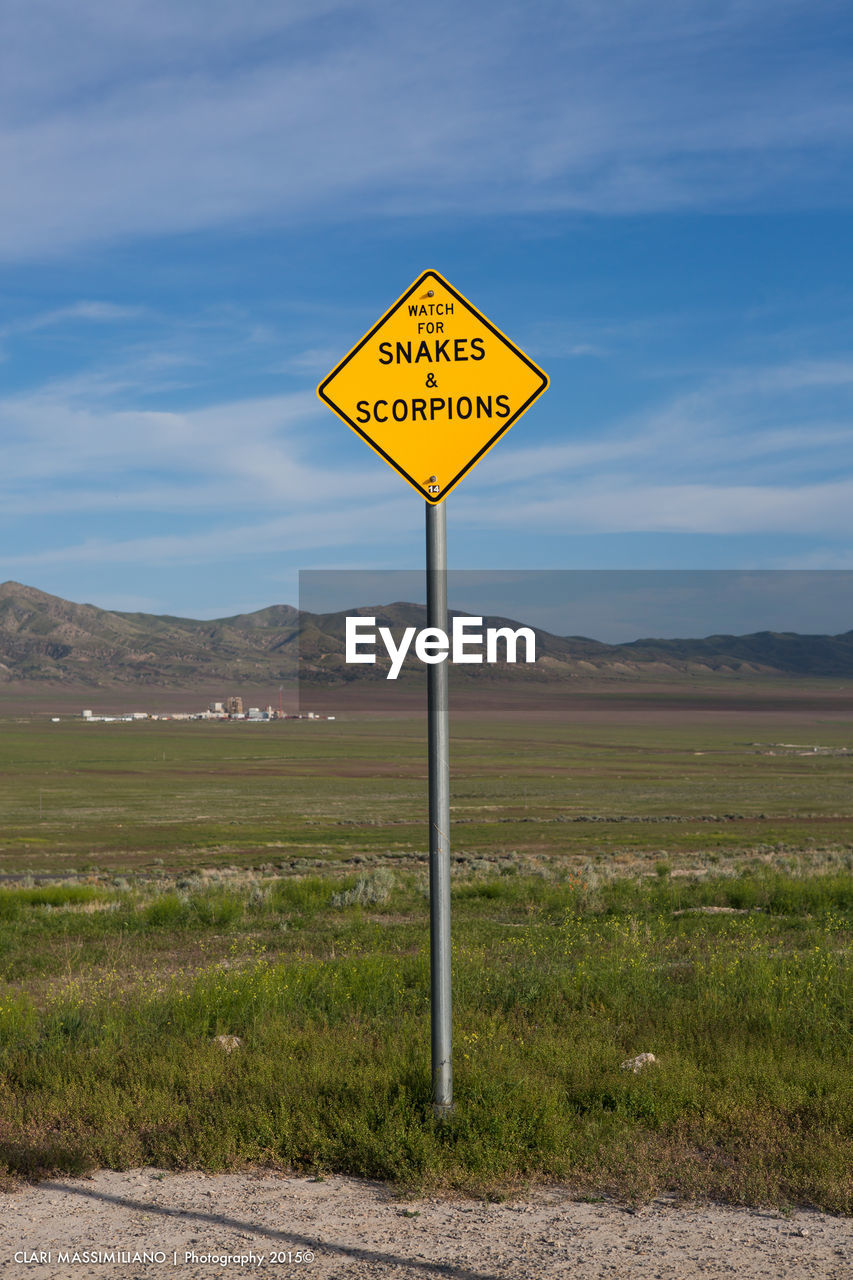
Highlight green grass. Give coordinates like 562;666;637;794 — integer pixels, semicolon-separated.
1;711;852;875
0;884;112;916
0;703;851;1207
0;867;851;1209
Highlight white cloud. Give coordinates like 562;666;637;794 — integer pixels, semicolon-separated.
445;352;853;537
0;302;144;338
3;337;853;573
472;479;853;537
282;347;346;375
473;352;853;491
0;378;403;526
1;500;414;570
2;2;853;258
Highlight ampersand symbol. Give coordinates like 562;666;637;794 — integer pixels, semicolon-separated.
425;373;437;388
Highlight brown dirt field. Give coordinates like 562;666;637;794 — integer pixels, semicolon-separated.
6;675;853;727
301;676;853;722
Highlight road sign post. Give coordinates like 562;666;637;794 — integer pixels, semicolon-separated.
318;270;548;1114
426;498;452;1115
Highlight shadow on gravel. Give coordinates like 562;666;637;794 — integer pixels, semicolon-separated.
43;1181;505;1280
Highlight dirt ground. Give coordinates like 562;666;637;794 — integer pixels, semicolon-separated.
6;676;853;721
1;1171;851;1280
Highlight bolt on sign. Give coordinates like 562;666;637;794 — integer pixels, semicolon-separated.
317;269;549;502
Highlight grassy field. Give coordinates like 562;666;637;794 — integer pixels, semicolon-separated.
0;683;851;1209
3;692;853;876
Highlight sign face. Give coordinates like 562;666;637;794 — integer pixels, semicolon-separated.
317;269;548;503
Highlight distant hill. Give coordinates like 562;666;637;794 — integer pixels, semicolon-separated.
0;582;299;687
1;580;852;688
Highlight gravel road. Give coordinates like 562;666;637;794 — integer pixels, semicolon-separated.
1;1170;851;1279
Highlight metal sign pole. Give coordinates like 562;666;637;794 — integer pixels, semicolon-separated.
426;498;453;1116
317;269;548;1119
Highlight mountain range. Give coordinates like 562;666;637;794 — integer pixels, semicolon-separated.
2;580;853;688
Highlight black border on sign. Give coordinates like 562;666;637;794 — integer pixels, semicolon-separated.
316;269;549;504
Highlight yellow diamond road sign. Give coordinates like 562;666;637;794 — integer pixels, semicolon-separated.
317;269;548;503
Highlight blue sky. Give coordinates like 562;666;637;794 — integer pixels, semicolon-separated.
2;1;853;631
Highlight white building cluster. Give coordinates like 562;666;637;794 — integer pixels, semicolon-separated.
77;701;331;723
